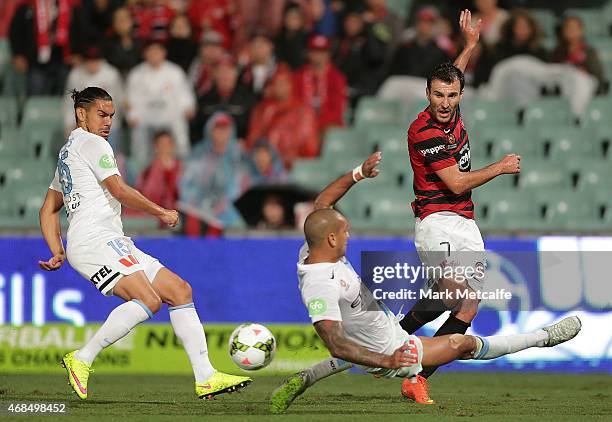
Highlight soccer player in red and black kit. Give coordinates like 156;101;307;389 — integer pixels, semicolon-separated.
399;10;522;404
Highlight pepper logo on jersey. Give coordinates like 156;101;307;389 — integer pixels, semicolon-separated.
307;299;327;316
99;154;117;169
419;145;446;156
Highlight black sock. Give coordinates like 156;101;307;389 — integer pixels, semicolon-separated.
420;314;471;379
399;297;447;334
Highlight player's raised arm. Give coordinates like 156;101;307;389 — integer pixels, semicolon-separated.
435;154;521;195
102;174;179;227
38;188;66;271
314;152;382;210
453;9;482;73
314;320;416;369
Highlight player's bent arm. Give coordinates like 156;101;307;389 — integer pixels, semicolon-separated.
102;175;178;226
435;154;520;195
314;152;382;210
314;320;411;369
39;189;66;267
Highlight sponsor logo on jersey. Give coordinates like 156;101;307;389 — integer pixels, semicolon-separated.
350;294;362;309
307;298;327;316
457;145;471;171
419;145;446;156
99;154;117;169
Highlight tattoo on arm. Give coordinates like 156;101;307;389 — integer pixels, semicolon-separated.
314;320;390;368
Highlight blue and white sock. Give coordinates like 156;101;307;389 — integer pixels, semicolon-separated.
473;330;548;360
169;303;215;383
76;300;152;365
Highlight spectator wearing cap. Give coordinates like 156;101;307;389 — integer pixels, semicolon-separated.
193;55;257;141
274;2;308;70
128;0;175;43
63;46;124;149
388;7;450;78
180;112;248;236
188;30;226;96
294;35;347;133
126;39;195;163
239;32;278;98
9;0;83;96
187;0;234;50
166;14;198;72
334;8;388;108
103;7;142;78
248;65;320;169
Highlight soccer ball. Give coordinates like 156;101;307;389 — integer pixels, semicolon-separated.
228;323;276;370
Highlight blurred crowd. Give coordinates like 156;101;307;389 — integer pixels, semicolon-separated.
2;0;607;235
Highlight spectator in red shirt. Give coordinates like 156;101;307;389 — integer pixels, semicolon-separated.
233;0;287;50
136;130;182;211
129;0;175;43
0;0;21;37
294;35;347;132
247;65;320;169
187;0;234;50
188;30;226;96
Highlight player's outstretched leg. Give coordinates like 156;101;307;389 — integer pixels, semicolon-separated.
152;268;252;399
402;316;581;404
270;357;352;414
63;272;159;399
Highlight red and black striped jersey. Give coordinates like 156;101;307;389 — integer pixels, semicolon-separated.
408;107;474;220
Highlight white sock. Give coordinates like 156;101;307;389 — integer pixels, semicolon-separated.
75;300;152;365
473;330;549;360
169;303;216;383
303;357;353;387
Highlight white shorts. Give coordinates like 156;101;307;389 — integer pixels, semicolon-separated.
414;211;486;292
363;318;424;379
67;236;164;296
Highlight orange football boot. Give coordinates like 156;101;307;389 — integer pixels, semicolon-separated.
402;375;435;405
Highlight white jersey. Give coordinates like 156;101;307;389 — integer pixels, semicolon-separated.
297;243;396;355
49;128;123;248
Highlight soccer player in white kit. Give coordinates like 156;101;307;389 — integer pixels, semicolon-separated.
269;152;581;414
38;87;251;400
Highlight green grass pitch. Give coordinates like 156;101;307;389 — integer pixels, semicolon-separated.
0;373;610;421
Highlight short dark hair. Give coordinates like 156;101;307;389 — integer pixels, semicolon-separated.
153;130;174;143
427;62;465;92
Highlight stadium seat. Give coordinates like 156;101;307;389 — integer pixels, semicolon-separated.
537;190;603;232
540;126;598;163
488;127;540;159
572;161;612;191
583;97;612;127
365;125;407;156
530;9;558;38
291;159;337;191
0;39;8;82
322;128;370;158
358;186;414;230
387;0;412;18
22;96;63;126
518;160;572;190
0;96;18;129
479;190;542;231
23;122;64;159
0;158;55;189
354;97;403;128
523;98;573;128
463;99;518;128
